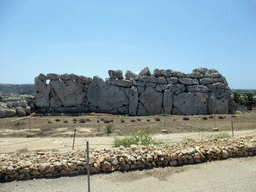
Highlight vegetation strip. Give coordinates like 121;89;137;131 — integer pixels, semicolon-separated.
1;135;255;182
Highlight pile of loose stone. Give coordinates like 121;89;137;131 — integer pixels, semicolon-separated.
1;136;255;181
0;95;34;118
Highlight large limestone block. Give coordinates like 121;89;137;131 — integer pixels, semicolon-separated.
207;93;229;114
170;84;186;95
49;80;86;107
16;107;26;116
185;73;204;79
87;76;129;113
34;74;50;108
5;109;16;117
166;77;179;84
108;70;123;80
173;92;208;115
0;108;6;118
179;78;199;85
137;102;148;116
153;69;172;77
34;93;50;108
46;73;59;81
139;87;162;115
163;90;173;115
59;73;77;81
125;70;137;80
138;67;151;76
187;85;208;93
171;71;186;78
192;68;208;74
76;76;92;84
128;86;138;116
200;78;215;85
50;91;63;108
107;79;132;88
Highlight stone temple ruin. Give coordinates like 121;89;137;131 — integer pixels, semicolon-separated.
34;67;235;116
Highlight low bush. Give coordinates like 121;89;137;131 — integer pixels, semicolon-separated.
208;115;213;119
146;119;150;122
183;116;189;120
154;117;160;121
113;130;163;148
64;120;68;123
79;119;86;123
131;119;136;122
106;124;113;135
173;119;176;121
110;119;114;122
207;132;231;139
55;119;60;122
202;116;208;120
104;119;110;123
121;118;125;123
136;118;141;121
218;116;225;119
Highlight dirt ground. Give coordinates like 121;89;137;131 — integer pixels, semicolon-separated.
1;130;255;154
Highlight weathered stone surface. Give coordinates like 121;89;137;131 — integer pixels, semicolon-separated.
128;86;138;116
46;73;59;80
171;71;186;78
139;87;162;115
179;78;199;85
187;85;208;93
205;72;222;78
125;70;137;80
0;108;6;118
200;78;215;85
138;67;151;76
16;107;26;116
166;77;179;84
14;100;28;108
4;109;16;117
163;90;173;115
193;68;208;74
170;84;186;95
59;73;77;81
153;69;172;77
107;79;132;87
34;74;50;108
207;93;229;114
108;70;123;80
137;102;148;116
173;92;208;115
76;76;92;84
88;76;128;113
50;91;63;108
185;73;204;79
49;80;86;107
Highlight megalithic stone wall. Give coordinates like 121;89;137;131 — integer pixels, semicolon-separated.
34;67;236;115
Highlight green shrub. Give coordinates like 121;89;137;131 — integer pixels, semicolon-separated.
183;137;194;141
207;132;231;139
15;121;26;126
113;130;163;148
120;118;125;123
106;124;113;135
79;119;86;123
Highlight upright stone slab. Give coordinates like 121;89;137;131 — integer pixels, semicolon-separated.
139;87;162;115
128;86;138;116
49;80;86;107
87;76;129;113
137;102;148;116
173;92;208;115
34;74;50;108
163;90;173;115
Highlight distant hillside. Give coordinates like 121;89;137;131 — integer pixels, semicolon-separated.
0;84;35;96
231;89;256;95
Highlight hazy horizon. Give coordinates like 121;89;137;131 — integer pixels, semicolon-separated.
1;0;255;89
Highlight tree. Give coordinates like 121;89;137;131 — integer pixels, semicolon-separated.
233;92;241;104
242;92;256;111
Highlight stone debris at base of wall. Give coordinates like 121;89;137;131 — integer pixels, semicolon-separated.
0;136;255;181
34;67;236;116
0;95;34;118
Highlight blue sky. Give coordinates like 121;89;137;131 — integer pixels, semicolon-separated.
0;0;255;89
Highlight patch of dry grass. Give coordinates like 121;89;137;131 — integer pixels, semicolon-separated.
0;108;255;137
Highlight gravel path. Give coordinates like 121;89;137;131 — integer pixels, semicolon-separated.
1;156;256;192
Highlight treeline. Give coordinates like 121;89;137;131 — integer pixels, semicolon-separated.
233;92;256;110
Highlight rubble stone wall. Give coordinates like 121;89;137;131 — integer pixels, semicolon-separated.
34;67;236;116
1;137;255;181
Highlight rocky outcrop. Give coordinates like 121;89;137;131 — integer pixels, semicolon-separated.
0;95;34;118
33;67;234;115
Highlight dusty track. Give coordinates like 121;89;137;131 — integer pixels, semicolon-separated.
1;130;255;153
